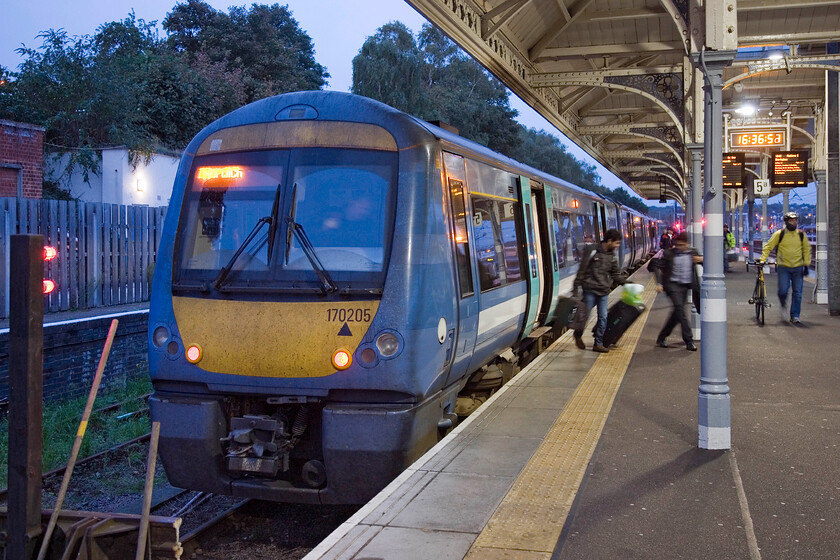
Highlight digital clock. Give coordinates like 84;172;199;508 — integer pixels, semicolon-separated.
730;129;786;148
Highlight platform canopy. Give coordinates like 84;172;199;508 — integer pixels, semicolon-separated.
405;0;840;202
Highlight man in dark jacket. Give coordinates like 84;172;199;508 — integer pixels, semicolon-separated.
651;231;702;351
573;229;625;353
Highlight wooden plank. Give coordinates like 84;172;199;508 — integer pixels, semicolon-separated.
128;206;137;303
82;204;93;308
47;199;59;313
103;204;113;306
91;203;103;308
68;201;78;310
117;205;125;304
58;200;70;311
141;207;150;300
17;198;27;233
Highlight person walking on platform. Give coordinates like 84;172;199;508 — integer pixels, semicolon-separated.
723;224;736;273
759;211;811;324
660;228;674;250
651;232;702;351
572;229;625;353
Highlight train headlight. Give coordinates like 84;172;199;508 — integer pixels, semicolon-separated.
376;333;400;357
332;349;352;370
152;326;170;348
186;344;203;364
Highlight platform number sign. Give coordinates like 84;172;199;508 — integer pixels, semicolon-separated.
754;179;770;197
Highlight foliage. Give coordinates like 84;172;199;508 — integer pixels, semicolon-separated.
353;23;520;155
0;375;153;489
352;23;647;212
0;3;329;182
42;179;74;200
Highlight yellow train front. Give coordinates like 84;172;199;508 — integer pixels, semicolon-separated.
148;91;655;504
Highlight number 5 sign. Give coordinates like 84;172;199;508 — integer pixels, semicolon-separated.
754;179;770;197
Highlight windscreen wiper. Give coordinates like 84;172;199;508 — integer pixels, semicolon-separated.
286;217;338;294
213;215;272;289
266;183;283;261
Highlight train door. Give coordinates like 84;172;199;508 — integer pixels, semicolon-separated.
537;186;560;323
442;152;478;383
518;176;542;337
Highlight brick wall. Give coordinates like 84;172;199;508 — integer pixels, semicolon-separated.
0;119;45;198
0;311;149;403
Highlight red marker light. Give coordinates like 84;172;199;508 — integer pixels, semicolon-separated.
186;344;202;363
43;279;55;294
44;246;57;261
332;349;352;370
571;200;579;209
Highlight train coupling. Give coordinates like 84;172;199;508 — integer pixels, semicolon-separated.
221;414;296;477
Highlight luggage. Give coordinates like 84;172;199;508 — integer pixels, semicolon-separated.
602;300;645;347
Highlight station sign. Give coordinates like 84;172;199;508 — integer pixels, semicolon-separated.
729;128;787;149
771;151;809;188
754;179;771;197
722;152;745;188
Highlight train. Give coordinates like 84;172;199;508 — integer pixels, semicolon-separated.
147;91;659;504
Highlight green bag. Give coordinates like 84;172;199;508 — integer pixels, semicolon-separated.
621;283;644;306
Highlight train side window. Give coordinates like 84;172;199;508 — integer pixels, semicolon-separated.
498;200;522;283
553;210;570;268
571;214;585;262
472;197;503;291
581;214;596;244
448;178;474;297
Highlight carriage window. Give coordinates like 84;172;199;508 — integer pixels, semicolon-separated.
571;214;585;262
449;178;474;297
499;201;522;283
581;214;596;244
553;210;570;268
472;196;522;291
473;198;503;291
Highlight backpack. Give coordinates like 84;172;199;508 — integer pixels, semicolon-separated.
778;228;804;244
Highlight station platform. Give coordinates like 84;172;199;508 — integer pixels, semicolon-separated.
305;265;840;560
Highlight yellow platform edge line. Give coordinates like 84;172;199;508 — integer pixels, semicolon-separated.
466;277;658;557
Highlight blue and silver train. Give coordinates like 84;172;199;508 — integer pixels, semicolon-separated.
148;91;658;504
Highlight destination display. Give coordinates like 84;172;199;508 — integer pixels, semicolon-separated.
729;128;787;148
771;151;809;188
722;152;745;188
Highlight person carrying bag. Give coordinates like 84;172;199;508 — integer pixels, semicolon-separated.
571;229;626;353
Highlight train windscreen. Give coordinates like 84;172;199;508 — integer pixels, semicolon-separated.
174;147;397;293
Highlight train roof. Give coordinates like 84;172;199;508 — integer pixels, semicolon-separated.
188;91;645;214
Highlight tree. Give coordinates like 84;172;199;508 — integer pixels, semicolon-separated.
0;4;329;186
353;23;521;155
163;1;329;102
351;21;650;211
352;22;429;116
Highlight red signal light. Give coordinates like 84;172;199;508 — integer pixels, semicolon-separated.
43;245;58;293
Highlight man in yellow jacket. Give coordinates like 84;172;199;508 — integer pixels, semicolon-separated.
760;212;812;324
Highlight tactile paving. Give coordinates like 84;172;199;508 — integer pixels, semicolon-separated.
467;277;658;556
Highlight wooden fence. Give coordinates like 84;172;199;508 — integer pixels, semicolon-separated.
0;197;167;319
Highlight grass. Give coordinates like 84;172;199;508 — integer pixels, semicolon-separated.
0;375;153;489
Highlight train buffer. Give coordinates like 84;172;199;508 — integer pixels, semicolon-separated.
306;266;840;560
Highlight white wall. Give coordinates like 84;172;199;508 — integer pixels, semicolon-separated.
46;147;179;207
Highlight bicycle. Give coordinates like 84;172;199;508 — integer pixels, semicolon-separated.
748;261;771;325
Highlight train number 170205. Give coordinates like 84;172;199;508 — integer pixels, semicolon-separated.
327;308;371;322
